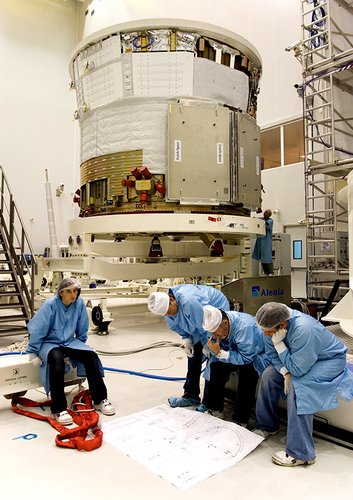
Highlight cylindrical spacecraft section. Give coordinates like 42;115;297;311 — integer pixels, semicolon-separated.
70;20;262;219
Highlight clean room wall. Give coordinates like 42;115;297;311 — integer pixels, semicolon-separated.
261;163;308;298
0;0;81;253
261;163;306;234
81;0;303;128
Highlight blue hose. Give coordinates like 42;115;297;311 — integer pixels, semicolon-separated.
0;351;186;381
103;366;185;381
0;351;23;356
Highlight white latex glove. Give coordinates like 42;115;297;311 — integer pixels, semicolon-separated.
283;372;292;395
271;328;287;346
29;353;42;366
202;344;211;357
184;338;194;358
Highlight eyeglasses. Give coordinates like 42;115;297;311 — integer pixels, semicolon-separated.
62;288;78;295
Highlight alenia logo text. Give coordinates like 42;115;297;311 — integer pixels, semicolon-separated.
252;285;284;297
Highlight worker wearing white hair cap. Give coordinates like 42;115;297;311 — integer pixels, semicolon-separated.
197;305;270;425
147;292;170;316
26;277;115;426
147;284;230;408
202;305;223;333
253;302;353;467
57;277;81;295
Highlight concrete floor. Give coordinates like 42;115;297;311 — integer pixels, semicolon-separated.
1;302;353;499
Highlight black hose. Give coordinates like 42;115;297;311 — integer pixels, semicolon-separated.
320;279;341;323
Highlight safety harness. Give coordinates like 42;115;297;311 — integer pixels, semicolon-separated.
11;389;103;451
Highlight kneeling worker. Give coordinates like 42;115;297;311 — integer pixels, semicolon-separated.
26;278;115;425
201;305;270;426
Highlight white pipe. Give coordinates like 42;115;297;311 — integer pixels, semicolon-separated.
347;171;353;290
280;125;285;166
338;171;353;289
45;169;60;258
321;171;353;336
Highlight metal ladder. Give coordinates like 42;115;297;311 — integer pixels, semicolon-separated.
301;0;353;302
0;166;37;337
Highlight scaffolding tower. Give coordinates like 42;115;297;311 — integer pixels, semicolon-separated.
301;0;353;304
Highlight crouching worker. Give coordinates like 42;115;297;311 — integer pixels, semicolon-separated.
148;284;230;408
254;302;353;467
26;278;115;425
201;305;270;426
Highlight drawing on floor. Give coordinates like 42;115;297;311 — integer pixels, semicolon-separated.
102;404;263;490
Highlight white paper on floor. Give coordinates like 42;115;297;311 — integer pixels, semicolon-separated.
102;404;263;490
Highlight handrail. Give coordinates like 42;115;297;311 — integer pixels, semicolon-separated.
0;165;37;318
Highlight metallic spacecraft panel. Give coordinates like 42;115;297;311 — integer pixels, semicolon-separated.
167;103;230;205
233;112;261;210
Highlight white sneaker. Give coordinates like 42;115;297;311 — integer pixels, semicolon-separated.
94;399;116;416
272;450;315;467
54;410;73;426
253;428;278;439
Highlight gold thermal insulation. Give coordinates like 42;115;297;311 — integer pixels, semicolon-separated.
80;150;143;193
